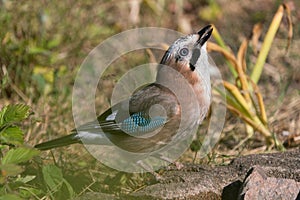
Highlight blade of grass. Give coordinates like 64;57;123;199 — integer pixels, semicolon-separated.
250;4;291;83
226;104;273;144
249;78;268;125
236;40;255;137
211;25;238;78
207;42;239;73
251;23;263;55
223;81;252;116
211;24;226;48
236;39;251;105
237;39;248;73
284;3;293;51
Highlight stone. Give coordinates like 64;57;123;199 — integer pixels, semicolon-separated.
238;166;300;200
76;149;300;199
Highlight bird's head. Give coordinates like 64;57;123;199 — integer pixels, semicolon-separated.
158;25;213;86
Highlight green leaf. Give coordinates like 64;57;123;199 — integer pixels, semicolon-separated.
15;175;36;183
190;140;201;152
42;165;75;198
42;165;64;192
0;104;30;127
47;34;62;49
63;179;75;198
0;126;24;145
199;0;221;21
28;46;50;55
0;176;5;184
0;106;8;127
19;186;43;199
0;164;23;176
31;74;46;94
0;194;23;200
1;74;9;89
2;147;40;165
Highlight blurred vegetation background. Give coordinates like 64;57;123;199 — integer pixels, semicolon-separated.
0;0;299;199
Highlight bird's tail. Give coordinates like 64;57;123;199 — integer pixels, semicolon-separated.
34;133;81;151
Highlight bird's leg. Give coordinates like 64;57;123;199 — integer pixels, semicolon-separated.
136;160;164;182
159;155;184;170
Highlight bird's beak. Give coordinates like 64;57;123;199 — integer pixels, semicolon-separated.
197;25;213;46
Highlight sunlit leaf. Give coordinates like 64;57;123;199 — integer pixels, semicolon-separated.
15;175;36;183
33;66;54;83
0;126;24;145
47;34;62;49
28;46;50;55
0;104;30;127
2;147;39;165
0;164;23;176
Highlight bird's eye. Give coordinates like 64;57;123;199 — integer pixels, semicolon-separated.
179;48;189;57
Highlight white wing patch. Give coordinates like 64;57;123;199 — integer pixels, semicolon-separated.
75;131;108;145
106;110;118;121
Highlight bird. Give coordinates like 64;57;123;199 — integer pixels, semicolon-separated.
35;25;213;158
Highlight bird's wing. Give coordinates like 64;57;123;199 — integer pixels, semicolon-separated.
76;83;180;137
35;84;180;151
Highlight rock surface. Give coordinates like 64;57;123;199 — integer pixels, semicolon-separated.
76;148;300;200
238;166;300;200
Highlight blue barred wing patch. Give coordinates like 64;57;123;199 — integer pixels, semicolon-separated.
121;112;166;135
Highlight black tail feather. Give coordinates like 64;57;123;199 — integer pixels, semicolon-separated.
35;133;81;151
